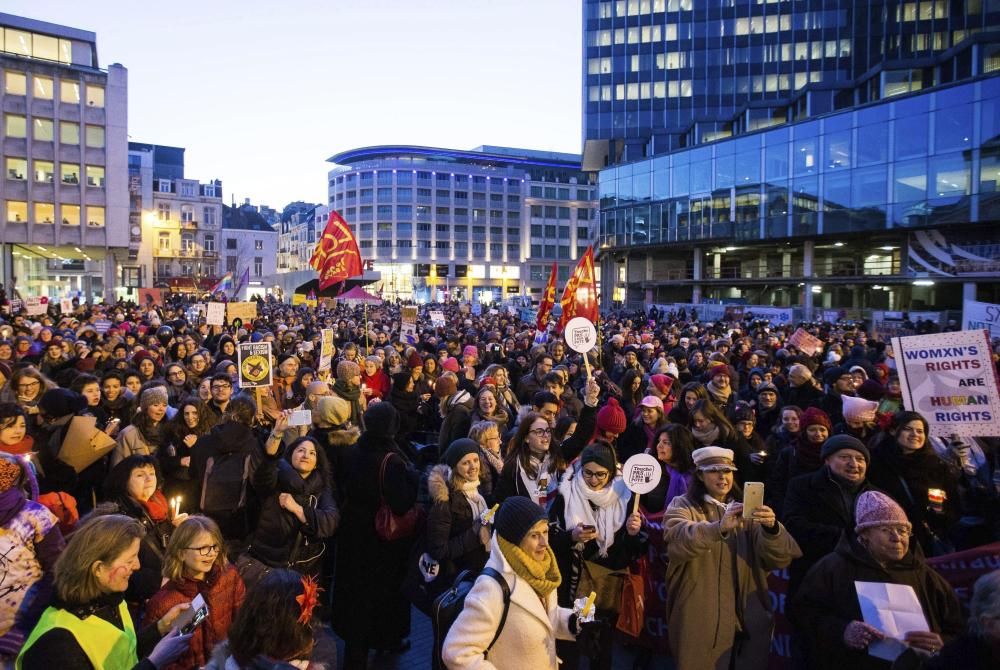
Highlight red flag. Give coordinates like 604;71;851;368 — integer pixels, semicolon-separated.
556;246;598;333
310;210;364;290
536;262;558;334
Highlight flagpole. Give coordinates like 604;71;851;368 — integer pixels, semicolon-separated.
364;301;369;356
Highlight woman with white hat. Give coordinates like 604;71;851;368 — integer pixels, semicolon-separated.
664;446;801;670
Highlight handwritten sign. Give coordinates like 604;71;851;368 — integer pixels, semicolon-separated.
227;302;258;322
319;329;335;372
60;298;74;314
788;327;823;356
24;296;48;316
963;299;1000;338
206;302;226;326
564;317;598;354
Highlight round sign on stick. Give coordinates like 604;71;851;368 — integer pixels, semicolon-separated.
564;316;598;378
622;453;662;514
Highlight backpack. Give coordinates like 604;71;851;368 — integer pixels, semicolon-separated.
432;567;510;670
200;451;252;515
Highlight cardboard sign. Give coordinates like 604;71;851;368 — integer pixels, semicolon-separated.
138;288;163;307
24;296;48;316
237;341;273;388
60;298;74;314
206;302;226;326
319;329;335;372
788;327;823;356
429;310;446;327
58;415;117;472
564;316;598;353
963;299;1000;337
9;298;22;313
227;301;258;322
401;306;418;344
892;329;1000;437
622;454;662;494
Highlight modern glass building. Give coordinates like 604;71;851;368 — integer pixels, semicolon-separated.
583;1;1000;312
326;146;597;303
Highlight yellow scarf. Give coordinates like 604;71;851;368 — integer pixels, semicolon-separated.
497;536;562;599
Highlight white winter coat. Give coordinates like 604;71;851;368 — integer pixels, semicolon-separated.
441;534;576;670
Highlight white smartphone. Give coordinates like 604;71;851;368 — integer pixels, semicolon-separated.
743;482;765;520
174;593;208;633
288;409;313;427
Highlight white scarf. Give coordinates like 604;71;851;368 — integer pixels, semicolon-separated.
459;478;487;519
517;455;556;506
559;465;629;557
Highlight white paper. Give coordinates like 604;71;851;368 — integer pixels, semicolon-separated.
854;581;929;662
206;302;226;326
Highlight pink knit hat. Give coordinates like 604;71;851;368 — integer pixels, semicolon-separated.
441;357;460;373
842;395;879;424
462;345;478;359
595;398;627;436
854;491;912;533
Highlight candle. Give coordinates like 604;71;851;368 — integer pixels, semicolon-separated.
927;488;946;513
482;504;499;523
175;496;182;516
582;591;597;617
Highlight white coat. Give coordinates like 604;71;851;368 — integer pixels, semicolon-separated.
442;534;576;670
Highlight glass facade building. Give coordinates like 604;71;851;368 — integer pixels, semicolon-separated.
327;146;597;303
583;1;1000;312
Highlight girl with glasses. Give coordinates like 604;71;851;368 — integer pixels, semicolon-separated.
495;412;566;507
143;515;245;670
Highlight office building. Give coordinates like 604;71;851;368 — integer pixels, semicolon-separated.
583;0;1000;312
222;201;278;299
0;13;127;301
327;145;597;303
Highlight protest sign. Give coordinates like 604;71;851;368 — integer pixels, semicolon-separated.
565;316;598;377
24;296;48;316
237;341;273;388
963;299;1000;337
927;541;1000;608
58;415;117;472
429;310;446;327
93;319;112;334
788;327;823;356
319;329;335;372
746;306;794;323
855;582;929;661
138;288;163;307
892;329;1000;437
401;306;418;344
60;298;74;314
622;453;661;514
206;302;226;326
227;302;258;322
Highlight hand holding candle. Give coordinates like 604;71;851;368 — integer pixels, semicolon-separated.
572;591;597;623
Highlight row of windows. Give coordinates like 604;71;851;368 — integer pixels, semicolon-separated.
3;70;104;106
335;187;521;204
358;222;522;236
155;203;219;225
5;158;103;186
529;205;592;220
0;27;91;67
5;201;104;226
530;225;591;239
357;239;522;255
3;114;105;147
528;185;595;200
589;71;826;101
156;232;217;252
336;171;522;189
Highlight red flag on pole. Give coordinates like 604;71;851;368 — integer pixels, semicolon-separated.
536;262;558;335
556;246;598;333
310;210;364;290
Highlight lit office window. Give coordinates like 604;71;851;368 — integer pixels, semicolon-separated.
60;121;80;145
4;114;26;138
35;203;55;224
5;201;27;223
33;118;54;141
4;71;26;95
33;75;53;99
60;81;80;104
85;125;105;148
62;204;80;226
5;158;26;180
86;85;104;107
86;206;105;227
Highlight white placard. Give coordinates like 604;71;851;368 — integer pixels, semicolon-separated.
429;310;446;327
564;316;598;354
963;299;1000;337
60;298;74;314
206;302;226;326
24;297;48;316
855;581;929;662
622;453;662;494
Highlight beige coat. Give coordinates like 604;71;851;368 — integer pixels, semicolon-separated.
663;494;801;670
442;535;575;670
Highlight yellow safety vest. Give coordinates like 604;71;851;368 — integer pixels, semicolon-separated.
16;599;138;670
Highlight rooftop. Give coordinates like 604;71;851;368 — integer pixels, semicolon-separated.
327;144;582;170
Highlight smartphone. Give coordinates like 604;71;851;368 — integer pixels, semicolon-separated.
174;594;208;634
743;482;765;520
581;524;596;532
288;409;312;427
180;605;208;634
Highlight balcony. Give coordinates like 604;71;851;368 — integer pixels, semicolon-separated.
180;220;198;230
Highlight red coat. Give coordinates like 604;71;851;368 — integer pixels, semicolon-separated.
143;563;246;670
360;369;391;401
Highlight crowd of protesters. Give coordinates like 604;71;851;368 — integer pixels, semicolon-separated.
0;288;998;670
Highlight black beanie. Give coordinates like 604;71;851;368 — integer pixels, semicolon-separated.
494;496;547;545
820;434;870;462
580;442;617;474
442;438;481;470
38;388;87;418
363;402;399;439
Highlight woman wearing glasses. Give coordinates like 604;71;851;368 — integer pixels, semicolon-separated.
143;516;245;670
494;412;566;507
162;364;192;408
548;442;645;670
0;366;55;439
98;455;190;606
791;491;963;670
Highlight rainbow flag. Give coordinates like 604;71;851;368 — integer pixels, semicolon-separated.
210;272;233;294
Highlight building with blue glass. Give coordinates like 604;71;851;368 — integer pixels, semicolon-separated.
583;0;1000;313
326;146;597;303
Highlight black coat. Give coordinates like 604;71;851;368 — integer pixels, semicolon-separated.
783;382;822;410
190;421;266;541
248;453;340;571
331;432;420;649
424;465;489;576
790;534;964;670
98;497;173;606
782;466;878;596
766;445;822;518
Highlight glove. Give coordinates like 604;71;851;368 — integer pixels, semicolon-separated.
572;595;597;624
843;620;884;650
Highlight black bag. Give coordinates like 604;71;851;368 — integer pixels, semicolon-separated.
200;451;252;515
431;567;510;670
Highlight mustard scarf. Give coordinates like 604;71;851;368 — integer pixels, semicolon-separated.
497;536;561;599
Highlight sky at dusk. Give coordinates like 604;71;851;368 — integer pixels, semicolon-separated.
4;0;582;209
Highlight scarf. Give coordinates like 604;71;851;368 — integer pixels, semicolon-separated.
139;489;170;523
333;380;363;426
517;455;556;507
707;380;732;405
459;479;489;549
692;423;721;447
481;445;505;476
559;466;629;558
497;536;561;599
794;436;824;470
0;435;34;456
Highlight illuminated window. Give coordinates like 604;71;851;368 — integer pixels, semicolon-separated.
33;76;53;100
33;118;54;141
60;81;80;104
4;71;26;95
86;165;105;187
85;85;104;107
5;201;27;223
61;164;79;184
60;121;80;145
35;203;55;224
86;206;105;227
34;161;54;183
62;204;80;226
6;158;26;180
4;114;27;138
85;125;104;148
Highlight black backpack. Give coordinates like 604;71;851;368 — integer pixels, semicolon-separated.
431;567;511;670
200;450;252;515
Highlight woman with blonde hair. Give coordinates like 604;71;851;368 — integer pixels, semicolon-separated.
468;420;504;500
143;516;245;670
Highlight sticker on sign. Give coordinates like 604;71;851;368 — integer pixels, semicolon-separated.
565;317;597;353
622;453;661;494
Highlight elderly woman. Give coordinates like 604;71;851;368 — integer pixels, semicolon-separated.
927;569;1000;669
790;491;964;670
468;420;504;501
360;355;391;403
664;446;801;670
17;514;193;669
618;395;667;462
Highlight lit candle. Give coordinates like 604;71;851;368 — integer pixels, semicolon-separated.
174;496;182;517
582;591;597;617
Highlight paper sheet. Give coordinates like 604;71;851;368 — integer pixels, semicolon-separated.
59;415;117;472
854;581;930;661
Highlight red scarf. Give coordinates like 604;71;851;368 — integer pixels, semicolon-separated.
0;436;34;456
140;490;170;522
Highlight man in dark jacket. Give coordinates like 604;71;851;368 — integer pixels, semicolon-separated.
515;352;553;404
783;434;877;598
819;365;856;426
435;371;473;457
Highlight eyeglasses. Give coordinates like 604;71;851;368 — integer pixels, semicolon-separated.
186;544;221;557
876;527;911;539
582;469;610;481
17;381;40;390
529;428;552;437
168;371;185;378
